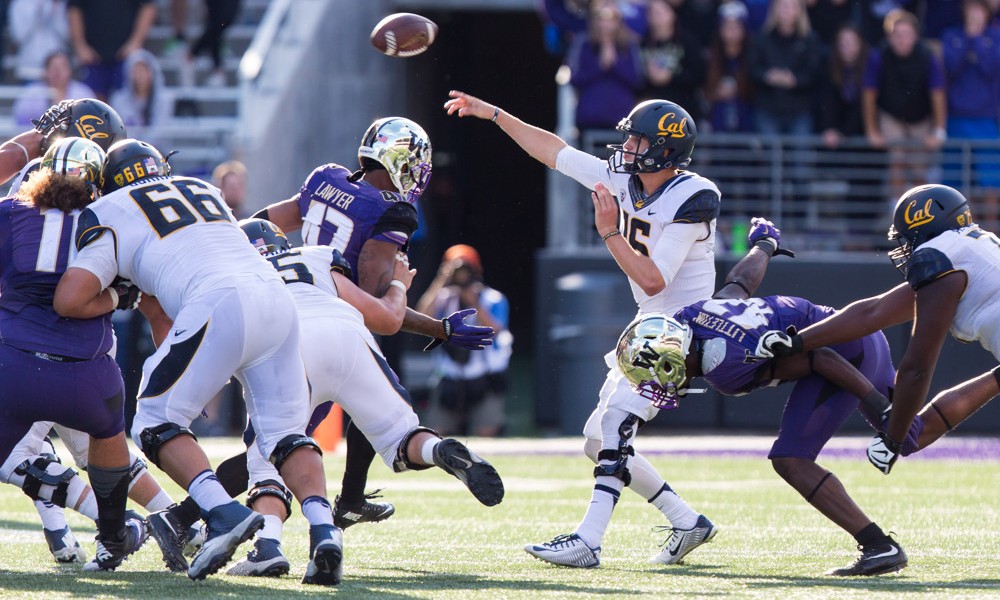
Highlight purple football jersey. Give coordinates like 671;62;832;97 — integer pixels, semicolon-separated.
295;164;418;281
675;296;833;395
0;199;113;359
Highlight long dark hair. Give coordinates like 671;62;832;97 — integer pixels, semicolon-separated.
829;24;868;90
705;26;752;104
16;169;94;212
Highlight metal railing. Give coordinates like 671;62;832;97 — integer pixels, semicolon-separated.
561;130;1000;257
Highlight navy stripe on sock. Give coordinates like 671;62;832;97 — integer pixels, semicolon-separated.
647;483;672;503
594;484;621;505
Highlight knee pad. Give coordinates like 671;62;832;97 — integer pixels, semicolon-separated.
593;414;639;486
246;478;293;519
14;456;76;506
392;426;438;473
269;435;322;472
138;423;196;468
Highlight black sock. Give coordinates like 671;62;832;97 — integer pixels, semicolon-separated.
89;464;132;541
172;496;202;530
339;423;376;506
854;522;890;547
215;452;250;497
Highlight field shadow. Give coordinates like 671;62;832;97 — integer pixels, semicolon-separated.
643;563;1000;593
0;569;340;599
0;518;47;533
346;566;635;597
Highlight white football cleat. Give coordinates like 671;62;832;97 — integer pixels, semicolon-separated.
525;533;600;568
650;514;718;565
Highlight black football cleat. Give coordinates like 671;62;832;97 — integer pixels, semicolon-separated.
432;438;504;506
827;537;908;576
332;490;395;530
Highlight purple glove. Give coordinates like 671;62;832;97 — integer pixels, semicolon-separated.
748;217;795;258
423;308;495;351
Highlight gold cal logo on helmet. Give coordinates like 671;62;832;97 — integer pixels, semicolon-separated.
903;198;935;229
657;112;687;138
74;115;109;141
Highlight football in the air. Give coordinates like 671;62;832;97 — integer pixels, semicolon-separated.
370;13;438;57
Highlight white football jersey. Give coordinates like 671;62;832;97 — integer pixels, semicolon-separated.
71;175;277;318
911;227;1000;358
264;245;365;326
555;146;719;315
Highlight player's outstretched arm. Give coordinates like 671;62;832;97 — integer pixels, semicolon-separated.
886;272;966;444
252;198;303;233
444;90;567;169
715;217;794;300
0;130;43;184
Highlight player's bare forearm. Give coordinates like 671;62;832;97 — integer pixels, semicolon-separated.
402;306;446;339
605;235;665;296
358;239;397;296
138;295;172;348
887;274;965;441
715;247;772;300
254;198;302;233
798;283;915;351
809;348;876;399
53;268;114;319
444;90;566;168
0;131;43;184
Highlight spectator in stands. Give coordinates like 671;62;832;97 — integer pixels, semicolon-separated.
818;24;880;244
109;49;172;140
862;9;946;202
543;0;648;50
212;160;249;219
416;245;512;438
819;25;869;149
748;0;823;136
187;0;242;87
67;0;156;101
705;1;755;133
567;1;644;132
667;0;719;45
941;0;1000;228
640;0;705;119
805;0;854;46
923;0;964;41
8;0;69;84
12;51;93;126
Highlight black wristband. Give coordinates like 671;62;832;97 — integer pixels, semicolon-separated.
442;317;452;340
881;433;903;454
754;238;778;256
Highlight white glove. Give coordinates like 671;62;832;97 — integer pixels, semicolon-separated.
755;329;799;358
866;433;902;475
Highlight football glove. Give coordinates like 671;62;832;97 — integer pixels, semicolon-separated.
423;308;494;351
110;278;142;311
755;327;803;358
867;432;902;475
32;100;74;146
748;217;795;258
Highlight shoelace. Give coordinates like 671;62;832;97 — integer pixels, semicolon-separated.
544;534;578;549
651;525;684;548
362;489;386;501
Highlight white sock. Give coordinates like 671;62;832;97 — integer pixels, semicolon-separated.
143;489;174;512
627;451;667;499
574;474;623;549
420;437;440;465
187;470;232;512
649;483;698;529
258;514;283;543
75;490;98;520
301;496;334;527
34;500;68;530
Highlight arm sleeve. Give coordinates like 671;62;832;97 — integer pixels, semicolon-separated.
649;222;707;287
372;201;418;248
554;145;613;190
672;188;721;224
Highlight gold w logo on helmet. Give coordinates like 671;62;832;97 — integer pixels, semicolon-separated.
657;113;687;138
634;342;659;369
74;115;109;140
904;198;935;229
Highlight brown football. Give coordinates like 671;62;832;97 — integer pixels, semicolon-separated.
370;13;438;57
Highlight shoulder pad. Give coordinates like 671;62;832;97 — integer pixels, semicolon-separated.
906;247;957;291
329;248;354;281
76;208;114;250
373;201;418;239
672;188;721;224
378;190;406;203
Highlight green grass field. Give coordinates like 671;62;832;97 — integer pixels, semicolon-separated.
1;436;999;599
